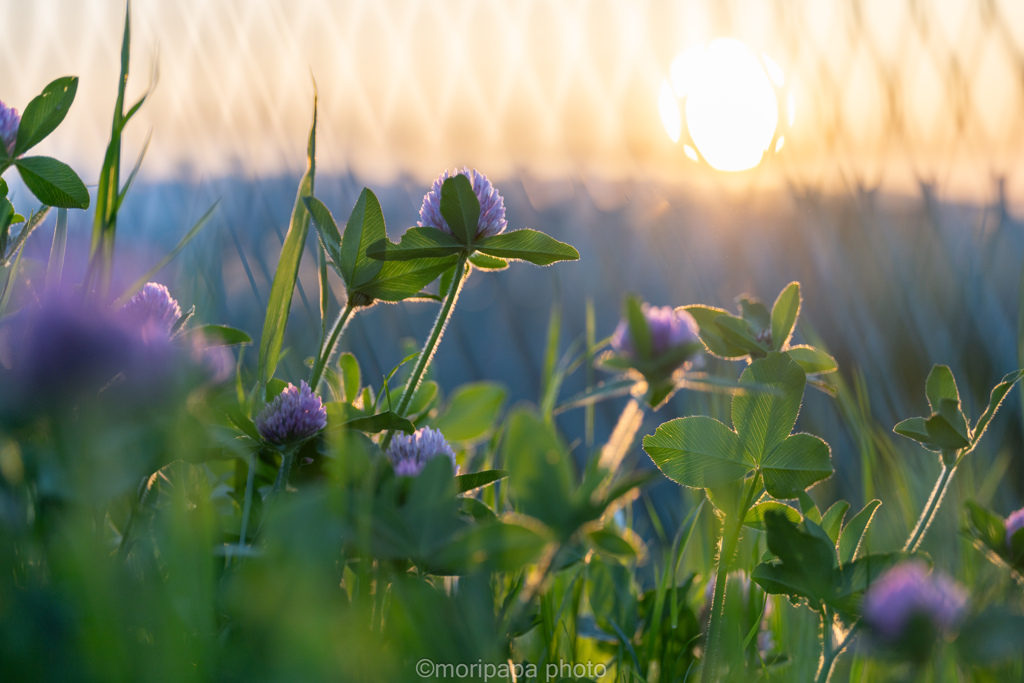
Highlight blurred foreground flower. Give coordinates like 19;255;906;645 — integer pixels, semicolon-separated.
1007;507;1024;548
5;293;174;413
419;167;506;240
386;427;459;476
863;562;967;654
256;381;327;444
0;100;18;156
121;282;182;339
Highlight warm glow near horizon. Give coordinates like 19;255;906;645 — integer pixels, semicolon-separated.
2;0;1024;201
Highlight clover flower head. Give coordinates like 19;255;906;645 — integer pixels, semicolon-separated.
1006;507;1024;548
0;101;19;156
256;381;328;444
386;427;459;477
418;167;507;240
863;562;967;643
121;283;182;339
611;305;700;360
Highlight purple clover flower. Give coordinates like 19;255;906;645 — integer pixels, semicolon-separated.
6;293;174;411
0;101;18;156
418;167;507;240
256;381;328;444
1006;507;1024;548
611;305;700;360
386;427;459;477
121;283;182;340
862;562;967;644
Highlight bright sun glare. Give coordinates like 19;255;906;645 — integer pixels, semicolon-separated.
660;39;787;172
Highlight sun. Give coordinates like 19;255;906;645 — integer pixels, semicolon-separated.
659;39;790;172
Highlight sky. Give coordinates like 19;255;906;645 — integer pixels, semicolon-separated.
3;0;1024;201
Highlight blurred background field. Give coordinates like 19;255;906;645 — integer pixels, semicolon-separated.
4;0;1024;577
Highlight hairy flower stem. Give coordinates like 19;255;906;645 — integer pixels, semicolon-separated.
815;608;837;683
381;253;469;450
904;461;957;553
231;450;259;567
270;449;296;500
309;301;356;391
702;477;759;683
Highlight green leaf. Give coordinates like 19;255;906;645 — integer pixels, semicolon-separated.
714;314;766;354
343;411;415;435
732;352;806;464
923;411;970;450
474;229;580;266
434;382;507;443
626;295;652;360
455;469;508;494
337;352;361;403
785;345;837;374
761;433;833;499
797;490;821;523
770;282;801;350
893;417;934;444
14;76;78;156
744;501;801;530
925;365;960;414
587;528;639;558
256;94;316;393
820;501;850;545
504;407;575;535
359;255;459;302
838;499;881;565
468;252;508;270
752;512;836;605
738;297;771;332
439;174;479;245
642;416;751;489
935;397;969;441
965;501;1007;554
15;157;89;209
681;305;749;358
367;226;463;261
971;370;1023;447
189;324;252;347
303;196;344;277
405;380;438;417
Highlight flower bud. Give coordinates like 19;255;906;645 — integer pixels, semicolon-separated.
418;167;507;240
386;427;459;477
611;304;701;363
256;381;328;444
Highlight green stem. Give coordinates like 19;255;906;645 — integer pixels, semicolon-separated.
270;449;296;500
903;462;957;553
230;450;259;567
381;252;469;450
816;607;836;683
702;477;759;683
309;301;356;391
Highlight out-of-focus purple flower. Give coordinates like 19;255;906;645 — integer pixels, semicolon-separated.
386;427;459;476
611;305;701;360
0;101;18;156
1006;508;1024;548
6;293;174;411
863;562;967;643
256;381;327;444
120;282;182;340
418;167;507;240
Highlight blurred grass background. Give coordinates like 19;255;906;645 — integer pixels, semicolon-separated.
4;0;1024;618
